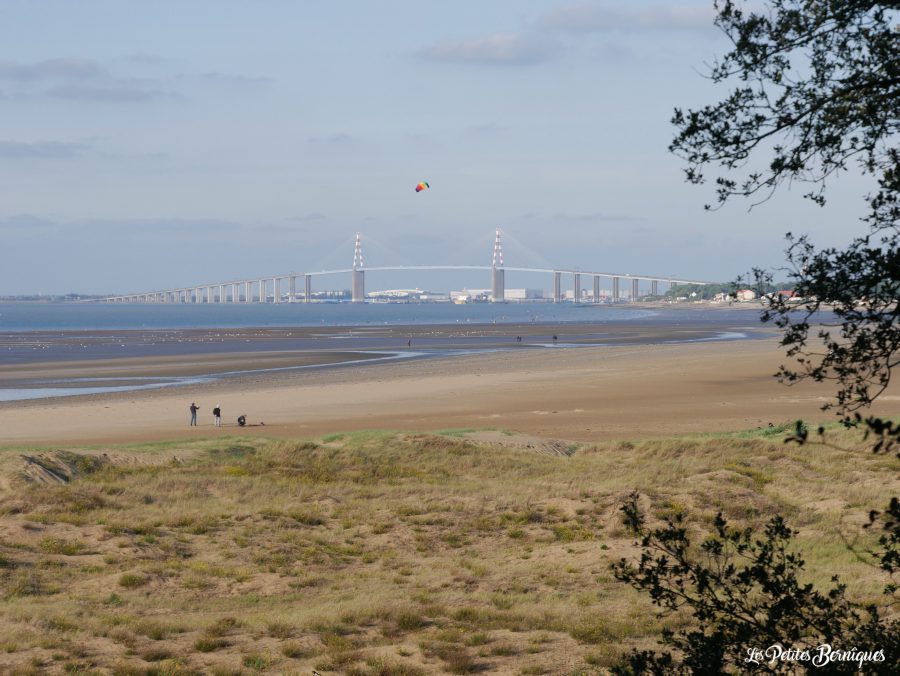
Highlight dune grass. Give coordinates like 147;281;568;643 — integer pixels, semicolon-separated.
0;425;895;674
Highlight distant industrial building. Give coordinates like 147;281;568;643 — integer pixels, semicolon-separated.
367;289;449;302
505;288;544;300
450;289;491;303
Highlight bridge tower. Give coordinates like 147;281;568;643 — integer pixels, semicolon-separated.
351;232;365;303
491;227;505;303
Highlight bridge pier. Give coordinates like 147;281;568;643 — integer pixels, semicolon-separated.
612;277;620;302
491;267;505;302
258;279;266;303
651;280;659;296
593;275;601;303
573;273;581;303
351;233;365;303
631;279;639;302
274;278;281;304
351;270;365;303
305;275;312;303
553;272;562;303
289;276;296;303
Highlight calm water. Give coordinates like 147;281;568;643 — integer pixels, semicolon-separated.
0;302;661;332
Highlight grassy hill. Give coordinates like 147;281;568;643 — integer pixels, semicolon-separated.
0;427;894;674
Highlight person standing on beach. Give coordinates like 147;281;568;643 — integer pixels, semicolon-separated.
212;404;221;427
189;402;200;426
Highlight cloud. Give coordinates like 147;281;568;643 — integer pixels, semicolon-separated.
419;33;560;66
551;211;644;223
0;215;245;237
0;140;89;159
0;214;57;231
307;133;355;146
46;84;179;102
124;53;169;66
0;58;262;103
73;218;242;235
416;4;714;69
0;58;105;82
541;3;716;34
467;123;506;136
290;212;328;223
178;71;272;86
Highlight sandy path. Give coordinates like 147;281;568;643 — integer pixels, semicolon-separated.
0;339;892;448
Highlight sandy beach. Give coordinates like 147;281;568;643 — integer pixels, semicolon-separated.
1;335;891;448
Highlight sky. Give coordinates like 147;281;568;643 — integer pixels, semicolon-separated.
0;0;874;295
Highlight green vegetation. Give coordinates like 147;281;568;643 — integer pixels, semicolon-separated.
0;428;894;673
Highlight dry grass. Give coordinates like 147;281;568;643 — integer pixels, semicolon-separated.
0;425;895;674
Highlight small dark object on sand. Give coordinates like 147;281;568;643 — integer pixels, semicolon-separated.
237;415;246;427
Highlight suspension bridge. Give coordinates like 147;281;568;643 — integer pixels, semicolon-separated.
93;229;713;304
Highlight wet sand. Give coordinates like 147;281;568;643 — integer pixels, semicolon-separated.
0;350;385;385
0;315;767;365
2;335;893;448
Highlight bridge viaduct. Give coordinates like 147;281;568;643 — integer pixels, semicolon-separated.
96;230;712;304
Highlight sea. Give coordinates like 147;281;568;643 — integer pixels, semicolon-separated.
0;301;752;332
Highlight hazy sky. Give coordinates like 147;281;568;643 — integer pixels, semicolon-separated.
0;1;872;294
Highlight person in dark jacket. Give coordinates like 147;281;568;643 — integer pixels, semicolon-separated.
189;402;200;426
213;404;222;427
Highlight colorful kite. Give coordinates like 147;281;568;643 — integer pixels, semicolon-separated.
415;182;430;193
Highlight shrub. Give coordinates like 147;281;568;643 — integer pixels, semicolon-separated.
118;573;148;588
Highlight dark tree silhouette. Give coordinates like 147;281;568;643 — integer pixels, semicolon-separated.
669;0;899;421
612;494;897;674
613;1;899;672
